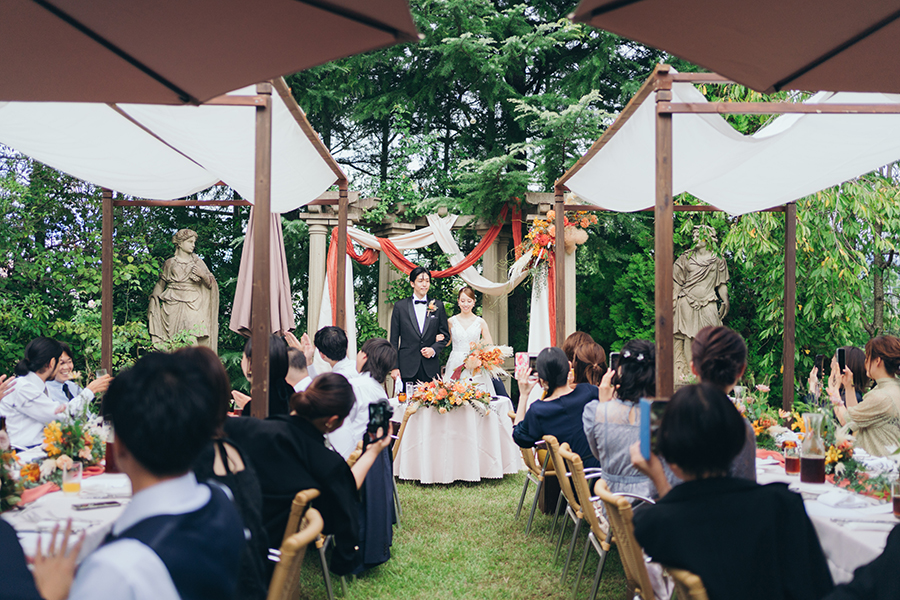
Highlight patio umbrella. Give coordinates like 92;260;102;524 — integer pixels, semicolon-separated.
570;0;900;94
2;0;419;104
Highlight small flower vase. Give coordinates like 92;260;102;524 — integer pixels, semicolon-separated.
799;413;826;484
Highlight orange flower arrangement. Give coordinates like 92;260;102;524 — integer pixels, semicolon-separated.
19;463;40;484
21;406;105;488
519;210;598;268
410;379;492;414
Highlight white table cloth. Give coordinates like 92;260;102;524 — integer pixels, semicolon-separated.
2;473;132;561
756;460;895;583
393;397;523;484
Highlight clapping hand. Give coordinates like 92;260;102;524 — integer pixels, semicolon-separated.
598;368;616;402
32;519;85;600
0;374;14;401
232;390;251;409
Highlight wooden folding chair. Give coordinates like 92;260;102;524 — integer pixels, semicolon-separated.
278;488;341;600
390;402;418;527
667;568;708;600
558;443;612;600
543;435;603;583
508;410;555;535
267;508;324;600
593;479;657;600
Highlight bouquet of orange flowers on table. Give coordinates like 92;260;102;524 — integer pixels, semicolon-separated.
21;405;105;488
0;432;23;512
451;342;513;380
407;379;493;416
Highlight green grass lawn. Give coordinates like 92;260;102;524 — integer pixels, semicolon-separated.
296;472;628;599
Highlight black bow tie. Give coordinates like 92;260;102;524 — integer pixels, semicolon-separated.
414;299;428;305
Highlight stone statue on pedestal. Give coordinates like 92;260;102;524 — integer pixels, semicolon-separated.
148;228;219;352
673;225;729;384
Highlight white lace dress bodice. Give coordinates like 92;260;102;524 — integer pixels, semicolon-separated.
445;315;486;377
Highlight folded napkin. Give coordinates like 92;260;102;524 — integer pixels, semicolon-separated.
817;490;871;509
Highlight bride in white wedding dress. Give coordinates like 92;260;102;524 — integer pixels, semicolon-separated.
445;286;494;379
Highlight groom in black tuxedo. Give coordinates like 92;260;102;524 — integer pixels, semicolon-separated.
389;266;450;385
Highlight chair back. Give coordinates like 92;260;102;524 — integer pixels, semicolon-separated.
507;410;555;480
667;568;708;600
593;479;655;600
267;508;324;600
542;435;581;517
558;443;609;550
282;488;321;547
393;403;418;461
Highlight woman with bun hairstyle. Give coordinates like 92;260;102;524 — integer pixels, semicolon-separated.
514;346;601;470
572;342;607;386
0;337;75;449
688;326;757;482
225;373;393;576
833;335;900;456
583;339;678;499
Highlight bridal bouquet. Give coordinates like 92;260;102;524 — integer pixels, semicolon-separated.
410;379;492;415
461;342;513;377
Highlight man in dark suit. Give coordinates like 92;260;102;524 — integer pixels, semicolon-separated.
389;266;450;387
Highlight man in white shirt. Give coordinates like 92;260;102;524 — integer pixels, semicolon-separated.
0;337;67;449
314;326;360;457
32;352;244;600
286;347;312;392
45;342;111;410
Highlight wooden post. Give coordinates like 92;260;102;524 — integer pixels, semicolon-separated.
554;186;565;347
250;82;273;419
782;202;797;410
101;188;113;373
336;182;349;332
655;68;675;399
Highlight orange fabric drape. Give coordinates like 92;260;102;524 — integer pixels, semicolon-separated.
511;201;524;259
326;205;510;326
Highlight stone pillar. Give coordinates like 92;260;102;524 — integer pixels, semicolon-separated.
377;251;403;335
565;246;577;339
307;222;329;333
496;233;510;346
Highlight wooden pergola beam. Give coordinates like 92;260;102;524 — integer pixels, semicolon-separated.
655;67;675;399
562;203;787;213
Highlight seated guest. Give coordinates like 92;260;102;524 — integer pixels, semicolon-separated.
232;334;294;417
572;341;606;386
514;346;601;470
688;326;756;481
45;342;112;410
184;347;268;600
315;326;357;380
1;519;44;600
33;352;245;600
286;347;312;392
631;383;833;600
0;337;70;449
351;338;398;572
808;346;867;406
821;523;900;600
225;373;393;577
582;340;678;499
833;335;900;456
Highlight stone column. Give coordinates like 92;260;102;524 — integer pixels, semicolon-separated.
476;228;511;347
307;222;329;333
565;246;577;339
496;233;510;346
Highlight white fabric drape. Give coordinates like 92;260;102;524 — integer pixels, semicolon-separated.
528;272;552;354
316;214;548;356
565;74;900;215
0;85;337;212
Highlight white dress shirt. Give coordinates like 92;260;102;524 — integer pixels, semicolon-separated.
293;375;312;392
325;358;361;458
328;372;387;460
69;472;210;600
45;379;95;409
413;294;428;332
0;372;87;448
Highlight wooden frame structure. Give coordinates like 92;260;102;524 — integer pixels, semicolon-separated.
100;78;347;418
555;64;900;406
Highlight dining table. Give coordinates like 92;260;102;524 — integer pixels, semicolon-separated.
390;396;523;484
756;453;897;584
2;473;132;561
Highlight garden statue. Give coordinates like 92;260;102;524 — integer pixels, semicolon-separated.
148;228;219;352
673;225;729;384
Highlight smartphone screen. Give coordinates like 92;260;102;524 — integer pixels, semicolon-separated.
515;352;529;371
639;398;668;460
837;348;846;373
815;354;826;380
609;352;620;372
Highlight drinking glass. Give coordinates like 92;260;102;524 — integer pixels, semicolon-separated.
892;481;900;519
784;445;800;475
62;461;83;495
95;369;108;378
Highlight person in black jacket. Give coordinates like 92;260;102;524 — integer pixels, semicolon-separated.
822;524;900;600
389;266;450;387
630;383;834;600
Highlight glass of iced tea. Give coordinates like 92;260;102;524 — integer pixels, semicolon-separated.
62;461;83;495
892;481;900;519
784;445;800;475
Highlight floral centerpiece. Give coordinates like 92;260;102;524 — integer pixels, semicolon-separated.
519;210;598;269
0;431;23;512
406;378;493;415
451;342;513;380
21;405;105;488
